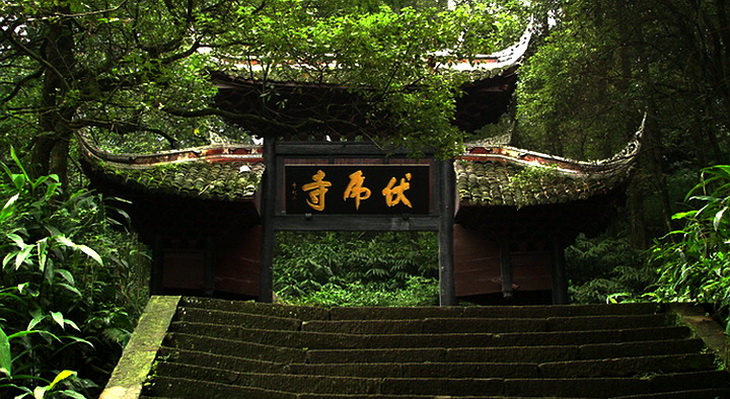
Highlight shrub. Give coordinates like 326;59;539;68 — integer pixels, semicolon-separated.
566;233;655;304
274;231;438;306
0;149;150;398
650;165;730;323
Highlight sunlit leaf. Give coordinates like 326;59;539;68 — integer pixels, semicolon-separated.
33;385;47;399
51;311;65;329
15;245;34;270
713;208;727;231
0;326;12;378
48;370;76;390
0;193;19;220
76;245;103;266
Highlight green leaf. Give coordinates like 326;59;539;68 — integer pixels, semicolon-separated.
54;235;75;248
9;146;28;180
672;210;697;220
15;245;34;270
58;283;82;298
0;193;19;220
3;252;15;270
11;173;26;190
0;326;12;378
63;318;81;332
56;390;86;399
34;385;47;399
51;311;65;329
7;233;25;247
27;311;45;330
76;245;103;266
55;269;74;285
48;370;76;390
37;238;48;272
713;207;727;231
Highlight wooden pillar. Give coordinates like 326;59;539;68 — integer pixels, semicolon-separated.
551;236;569;304
151;233;164;294
500;241;513;299
259;137;276;303
438;159;457;306
204;235;215;296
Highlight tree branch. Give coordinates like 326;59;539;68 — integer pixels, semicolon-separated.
0;69;43;105
72;119;179;148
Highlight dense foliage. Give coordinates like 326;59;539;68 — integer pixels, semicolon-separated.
274;232;439;306
0;151;150;398
650;166;730;322
0;0;524;185
515;0;730;247
565;234;655;304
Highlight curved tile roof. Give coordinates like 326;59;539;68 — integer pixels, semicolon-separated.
456;123;642;208
79;139;264;202
80;121;640;208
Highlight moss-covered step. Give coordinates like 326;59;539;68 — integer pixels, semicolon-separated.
173;307;303;330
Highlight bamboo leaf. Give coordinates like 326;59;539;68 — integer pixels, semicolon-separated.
0;326;12;378
0;193;19;220
64;319;81;332
713;207;727;231
51;311;65;329
58;283;81;298
56;390;86;399
9;146;28;180
54;235;75;248
37;238;48;272
27;312;45;331
15;245;34;270
48;370;76;390
76;245;103;266
7;233;25;247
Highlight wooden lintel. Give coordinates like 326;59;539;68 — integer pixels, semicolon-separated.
272;214;440;231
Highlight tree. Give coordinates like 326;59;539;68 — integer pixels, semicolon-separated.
514;0;730;246
0;0;524;185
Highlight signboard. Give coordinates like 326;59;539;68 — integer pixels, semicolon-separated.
285;165;430;214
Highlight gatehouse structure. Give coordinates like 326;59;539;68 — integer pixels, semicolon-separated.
80;26;643;305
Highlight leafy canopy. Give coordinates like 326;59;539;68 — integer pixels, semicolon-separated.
0;0;526;175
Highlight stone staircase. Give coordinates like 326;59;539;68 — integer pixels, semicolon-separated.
131;297;730;398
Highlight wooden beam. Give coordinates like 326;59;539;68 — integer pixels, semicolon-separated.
273;214;440;231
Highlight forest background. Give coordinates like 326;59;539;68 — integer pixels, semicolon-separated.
0;0;728;398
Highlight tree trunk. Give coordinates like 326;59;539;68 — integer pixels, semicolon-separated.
31;4;76;187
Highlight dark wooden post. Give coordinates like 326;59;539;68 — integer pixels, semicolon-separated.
438;159;457;306
259;137;276;302
204;235;215;296
551;236;569;304
500;241;513;299
151;234;164;294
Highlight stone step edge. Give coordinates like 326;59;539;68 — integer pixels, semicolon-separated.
179;296;666;319
148;363;730;397
177;307;671;328
168;320;690;347
158;349;717;379
142;375;590;399
165;332;704;362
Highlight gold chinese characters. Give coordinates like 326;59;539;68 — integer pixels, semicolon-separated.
302;169;413;211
